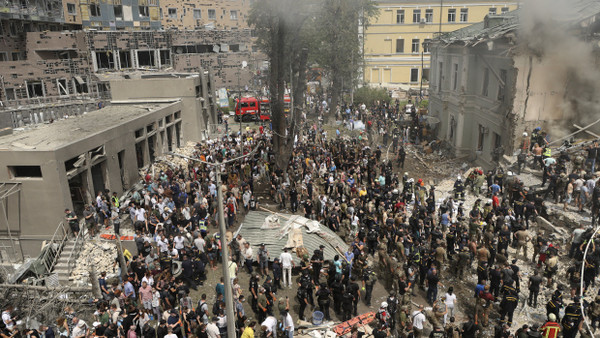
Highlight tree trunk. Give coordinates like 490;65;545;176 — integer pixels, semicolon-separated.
271;18;288;172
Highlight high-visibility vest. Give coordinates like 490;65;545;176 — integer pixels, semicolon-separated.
540;321;560;338
112;196;120;208
543;148;551;157
199;219;207;232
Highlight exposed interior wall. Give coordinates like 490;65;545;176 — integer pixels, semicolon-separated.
160;0;251;30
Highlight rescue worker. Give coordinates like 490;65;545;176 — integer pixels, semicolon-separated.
540;313;561;338
499;280;519;327
454;176;465;200
561;299;582;338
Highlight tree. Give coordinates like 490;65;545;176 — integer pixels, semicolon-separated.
311;0;378;112
248;0;316;171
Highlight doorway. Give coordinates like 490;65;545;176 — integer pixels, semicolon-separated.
68;171;88;216
91;161;106;195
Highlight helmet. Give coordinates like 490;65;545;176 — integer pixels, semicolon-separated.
381;302;388;308
523;132;528;137
389;290;397;297
548;313;556;322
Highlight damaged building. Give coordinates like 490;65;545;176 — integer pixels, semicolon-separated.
0;28;262;126
0;71;218;260
428;0;600;166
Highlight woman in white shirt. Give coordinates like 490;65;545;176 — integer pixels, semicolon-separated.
445;286;457;323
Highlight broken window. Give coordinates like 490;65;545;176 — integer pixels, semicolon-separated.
412;9;420;23
498;69;507;101
425;9;433;23
438;62;443;91
9;22;16;36
494;133;502;149
137;50;156;67
74;76;88;94
135;128;144;138
410;69;419;83
482;67;489;96
477;125;485;151
11;52;20;61
230;44;240;52
168;8;177;19
90;4;101;17
5;88;15;101
460;8;468;22
27;81;44;98
395;39;404;53
396;10;404;24
0;53;6;61
135;141;145;169
230;10;237;20
67;3;76;15
96;51;115;69
452;63;458;91
119;50;131;68
57;78;69;95
208;9;216;19
501;7;509;14
114;5;123;20
489;8;497;16
448;9;456;22
160;49;170;66
139;6;149;18
195;85;202;97
193;8;201;19
9;166;42;178
411;39;419;53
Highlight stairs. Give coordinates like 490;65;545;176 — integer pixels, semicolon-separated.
53;240;76;284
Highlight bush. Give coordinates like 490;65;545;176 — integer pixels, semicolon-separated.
353;86;392;106
419;99;429;108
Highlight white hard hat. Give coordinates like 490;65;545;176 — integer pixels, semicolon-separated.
457;175;462;180
381;302;388;308
523;132;528;137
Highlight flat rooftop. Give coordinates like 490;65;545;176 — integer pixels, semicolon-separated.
0;102;175;151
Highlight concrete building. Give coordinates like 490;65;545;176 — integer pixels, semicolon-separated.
0;29;262;117
160;0;251;30
428;2;600;166
79;0;160;30
106;71;219;140
0;0;82;61
363;0;519;89
0;101;182;257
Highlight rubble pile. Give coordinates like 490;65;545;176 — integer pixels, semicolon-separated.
140;141;199;177
70;242;117;281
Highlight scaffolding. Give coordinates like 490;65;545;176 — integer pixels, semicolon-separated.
0;182;23;264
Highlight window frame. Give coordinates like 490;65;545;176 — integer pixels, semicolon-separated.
412;9;421;23
447;8;456;23
411;38;420;53
460;8;468;22
396;9;404;24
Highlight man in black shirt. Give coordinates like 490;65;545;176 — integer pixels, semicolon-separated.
528;270;543;307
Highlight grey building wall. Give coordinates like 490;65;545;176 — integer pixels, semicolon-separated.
0;101;183;257
428;42;516;167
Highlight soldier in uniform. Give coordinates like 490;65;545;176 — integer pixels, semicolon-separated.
331;275;344;315
362;266;377;306
315;283;331;320
297;284;309;321
456;247;470;278
256;287;268;323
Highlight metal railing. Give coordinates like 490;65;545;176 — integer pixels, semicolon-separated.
65;220;86;278
39;222;69;276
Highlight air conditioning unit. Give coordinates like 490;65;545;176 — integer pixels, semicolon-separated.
420;17;426;23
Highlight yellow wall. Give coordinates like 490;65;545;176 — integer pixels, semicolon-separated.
364;1;519;87
160;0;251;30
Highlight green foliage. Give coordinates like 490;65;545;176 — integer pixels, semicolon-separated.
419;99;429;108
353;87;392;106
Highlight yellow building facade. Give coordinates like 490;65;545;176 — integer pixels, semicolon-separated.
363;0;519;88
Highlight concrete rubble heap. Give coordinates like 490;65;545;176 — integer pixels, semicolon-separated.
70;242;117;283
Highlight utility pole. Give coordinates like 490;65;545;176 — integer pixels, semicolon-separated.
215;163;235;338
168;142;262;338
438;0;444;34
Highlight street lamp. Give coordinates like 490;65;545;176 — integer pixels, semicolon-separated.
168;141;262;338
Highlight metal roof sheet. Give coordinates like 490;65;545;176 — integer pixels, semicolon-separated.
236;211;349;265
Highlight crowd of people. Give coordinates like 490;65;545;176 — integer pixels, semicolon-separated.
3;102;600;338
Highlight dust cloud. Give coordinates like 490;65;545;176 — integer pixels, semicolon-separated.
519;0;600;139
